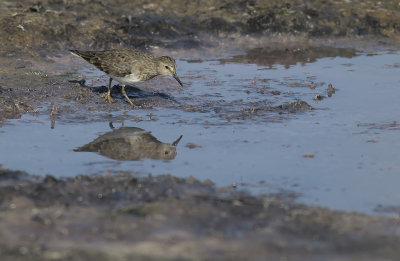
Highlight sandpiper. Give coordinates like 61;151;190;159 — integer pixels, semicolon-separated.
70;48;183;106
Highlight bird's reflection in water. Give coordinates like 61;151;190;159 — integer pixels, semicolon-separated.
74;123;182;161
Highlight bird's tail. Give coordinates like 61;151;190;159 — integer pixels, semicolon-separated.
69;50;96;61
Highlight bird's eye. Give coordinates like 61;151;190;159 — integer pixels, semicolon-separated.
165;151;169;155
165;66;169;69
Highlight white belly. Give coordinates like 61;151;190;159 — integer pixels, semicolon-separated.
111;74;142;85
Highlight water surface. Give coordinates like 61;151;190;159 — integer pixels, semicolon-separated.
1;49;400;214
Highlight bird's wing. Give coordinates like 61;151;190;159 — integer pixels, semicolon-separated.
70;49;136;77
94;50;134;77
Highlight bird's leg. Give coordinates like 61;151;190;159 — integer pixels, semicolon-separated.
121;85;134;106
104;78;114;104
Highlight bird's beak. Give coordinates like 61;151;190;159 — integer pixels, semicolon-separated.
172;135;183;146
173;74;183;87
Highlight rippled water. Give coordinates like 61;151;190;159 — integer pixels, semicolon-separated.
1;48;400;214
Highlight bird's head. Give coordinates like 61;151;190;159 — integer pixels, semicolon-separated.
157;56;183;86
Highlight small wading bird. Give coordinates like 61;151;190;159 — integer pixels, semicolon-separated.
70;48;183;106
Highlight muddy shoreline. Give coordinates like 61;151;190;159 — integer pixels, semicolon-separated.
2;0;400;260
2;0;400;54
1;167;400;261
2;0;400;123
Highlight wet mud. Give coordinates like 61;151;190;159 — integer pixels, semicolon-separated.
1;167;400;261
2;0;400;55
219;45;358;68
1;0;400;260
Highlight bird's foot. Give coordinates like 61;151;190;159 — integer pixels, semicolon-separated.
121;86;135;107
104;91;114;104
124;96;134;107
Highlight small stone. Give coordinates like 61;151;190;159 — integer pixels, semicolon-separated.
185;143;202;149
313;94;324;101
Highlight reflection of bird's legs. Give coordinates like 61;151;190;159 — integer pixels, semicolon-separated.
105;78;114;104
109;120;124;129
121;84;134;106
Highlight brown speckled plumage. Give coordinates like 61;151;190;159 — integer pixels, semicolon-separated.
70;48;182;106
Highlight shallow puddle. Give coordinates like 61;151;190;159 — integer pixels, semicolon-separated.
1;48;400;214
